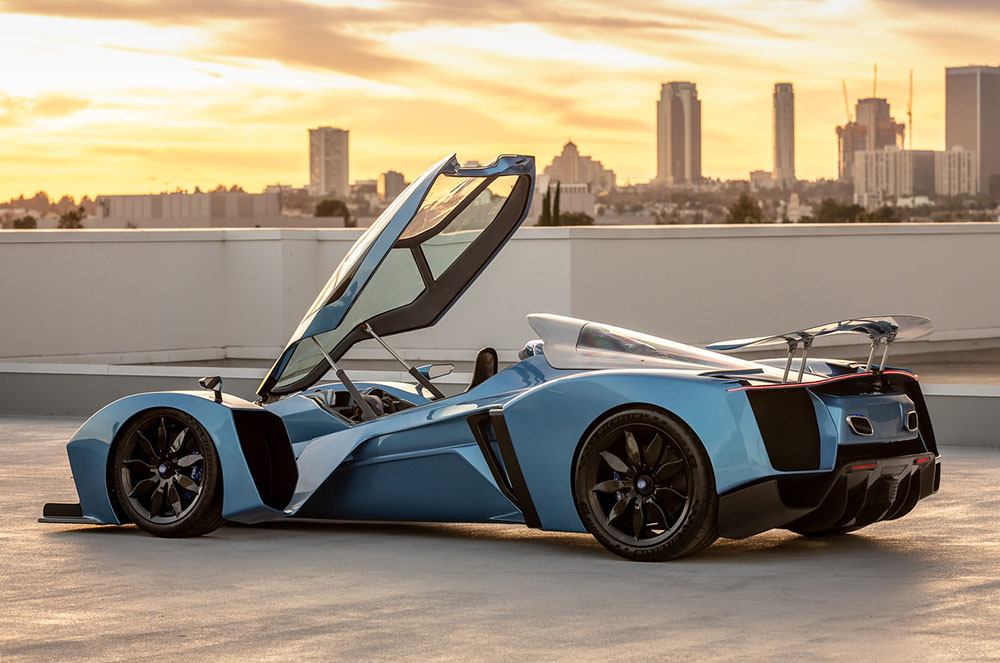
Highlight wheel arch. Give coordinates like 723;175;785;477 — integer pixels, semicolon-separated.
498;369;768;532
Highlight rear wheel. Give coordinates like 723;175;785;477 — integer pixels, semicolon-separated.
573;409;718;561
112;408;224;537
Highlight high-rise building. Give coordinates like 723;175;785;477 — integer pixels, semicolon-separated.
309;127;349;198
377;171;406;202
853;146;935;208
946;65;1000;195
773;83;795;184
543;141;616;192
656;82;701;184
935;147;979;196
836;98;905;182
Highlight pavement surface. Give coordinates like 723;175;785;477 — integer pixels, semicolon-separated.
2;416;999;662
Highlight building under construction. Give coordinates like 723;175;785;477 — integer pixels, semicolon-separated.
837;98;905;182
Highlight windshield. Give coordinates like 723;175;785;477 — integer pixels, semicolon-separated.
272;173;522;391
305;180;418;316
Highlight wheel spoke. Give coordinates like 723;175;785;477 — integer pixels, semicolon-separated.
128;477;158;499
135;431;157;460
599;450;629;474
157;418;168;454
175;474;200;494
656;485;687;502
624;430;641;468
168;428;188;455
644;433;663;468
592;479;629;493
646;500;669;529
167;482;183;516
632;500;645;540
654;459;685;482
606;491;635;525
123;458;156;473
176;453;203;468
149;483;165;516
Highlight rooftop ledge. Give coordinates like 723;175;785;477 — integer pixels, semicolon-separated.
2;222;1000;244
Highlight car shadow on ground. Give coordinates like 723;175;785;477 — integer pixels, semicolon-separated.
45;516;924;566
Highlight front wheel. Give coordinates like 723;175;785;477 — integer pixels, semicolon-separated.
111;408;224;537
573;409;718;561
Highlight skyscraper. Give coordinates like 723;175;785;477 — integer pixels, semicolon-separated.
836;98;905;182
772;83;795;184
656;82;701;184
309;127;349;198
946;65;1000;195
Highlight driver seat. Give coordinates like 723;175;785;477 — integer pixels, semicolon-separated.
467;347;498;391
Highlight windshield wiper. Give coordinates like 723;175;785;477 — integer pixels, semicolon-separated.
363;323;446;400
309;337;377;421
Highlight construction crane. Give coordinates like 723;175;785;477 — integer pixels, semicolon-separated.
907;69;914;149
842;78;851;123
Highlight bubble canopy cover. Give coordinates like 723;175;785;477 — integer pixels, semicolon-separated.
258;154;535;400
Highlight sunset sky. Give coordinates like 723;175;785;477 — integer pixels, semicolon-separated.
1;0;997;200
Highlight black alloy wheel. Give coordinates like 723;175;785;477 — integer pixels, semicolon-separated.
112;408;224;537
573;409;718;561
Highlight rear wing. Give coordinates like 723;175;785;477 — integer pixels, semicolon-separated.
706;315;932;383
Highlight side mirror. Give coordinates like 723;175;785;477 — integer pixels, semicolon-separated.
417;363;454;380
198;376;223;402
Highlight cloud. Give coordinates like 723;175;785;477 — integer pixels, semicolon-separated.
0;94;92;127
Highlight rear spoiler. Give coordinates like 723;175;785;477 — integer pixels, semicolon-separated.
706;315;932;383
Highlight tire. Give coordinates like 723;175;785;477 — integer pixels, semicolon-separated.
573;408;718;561
111;408;224;537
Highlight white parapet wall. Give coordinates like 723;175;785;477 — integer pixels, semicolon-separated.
2;223;1000;364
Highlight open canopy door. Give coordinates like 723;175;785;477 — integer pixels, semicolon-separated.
257;154;535;401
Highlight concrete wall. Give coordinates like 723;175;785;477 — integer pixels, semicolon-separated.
2;223;1000;364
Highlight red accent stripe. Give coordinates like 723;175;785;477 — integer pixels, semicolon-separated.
915;457;932;464
726;369;919;392
851;463;878;471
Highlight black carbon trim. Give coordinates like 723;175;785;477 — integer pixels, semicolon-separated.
746;388;822;471
42;503;83;518
231;410;298;511
488;408;541;529
466;412;519;507
718;451;940;538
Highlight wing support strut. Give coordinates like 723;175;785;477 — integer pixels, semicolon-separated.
863;331;897;372
780;334;815;384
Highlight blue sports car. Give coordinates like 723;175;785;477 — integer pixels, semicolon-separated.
41;154;941;561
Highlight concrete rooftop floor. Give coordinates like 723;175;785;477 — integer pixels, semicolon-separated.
2;416;999;662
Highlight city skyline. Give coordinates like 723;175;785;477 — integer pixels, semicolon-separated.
1;0;998;199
